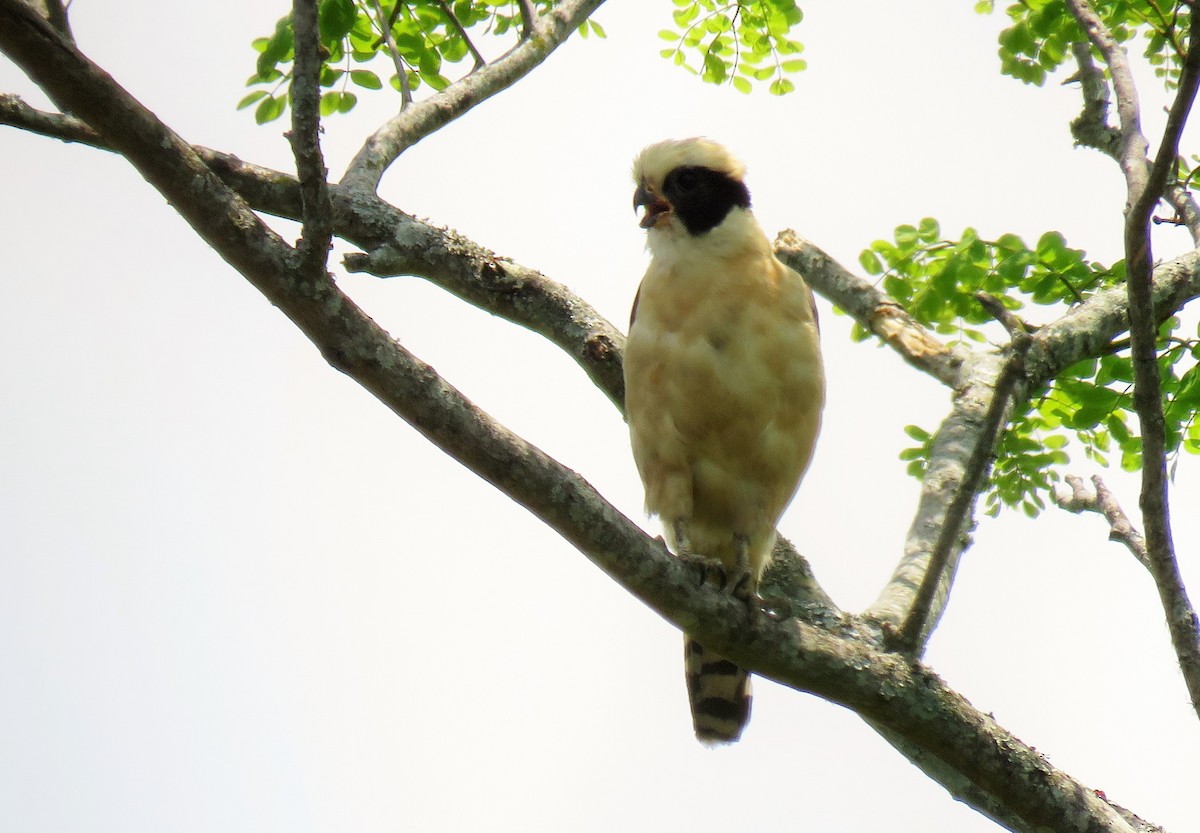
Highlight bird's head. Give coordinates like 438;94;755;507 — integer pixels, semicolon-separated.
631;138;751;237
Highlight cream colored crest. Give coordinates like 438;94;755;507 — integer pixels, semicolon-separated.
631;137;747;189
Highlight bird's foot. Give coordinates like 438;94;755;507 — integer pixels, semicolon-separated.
676;551;730;591
754;592;793;621
730;570;753;601
729;533;755;603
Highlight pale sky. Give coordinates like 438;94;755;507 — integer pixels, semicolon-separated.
2;1;1199;831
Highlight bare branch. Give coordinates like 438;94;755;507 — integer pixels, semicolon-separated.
1053;474;1151;569
1065;0;1148;185
893;330;1031;654
1068;42;1122;156
0;91;101;145
340;213;629;412
1127;8;1200;722
288;0;333;275
340;0;606;191
1068;42;1200;242
1066;0;1200;720
865;353;995;639
774;231;966;388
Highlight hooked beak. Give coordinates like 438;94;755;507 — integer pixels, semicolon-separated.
633;182;671;230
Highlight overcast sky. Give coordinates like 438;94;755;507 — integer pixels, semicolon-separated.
2;1;1199;831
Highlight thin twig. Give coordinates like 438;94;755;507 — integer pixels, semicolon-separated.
433;0;486;70
1053;475;1150;569
976;291;1034;337
288;0;333;274
372;0;413;109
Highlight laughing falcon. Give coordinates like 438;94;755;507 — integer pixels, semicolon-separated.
625;138;825;744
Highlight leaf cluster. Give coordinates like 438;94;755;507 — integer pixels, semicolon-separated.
239;0;569;124
657;0;805;95
861;219;1200;516
981;0;1192;88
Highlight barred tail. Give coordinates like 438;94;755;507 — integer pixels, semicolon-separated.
684;636;752;744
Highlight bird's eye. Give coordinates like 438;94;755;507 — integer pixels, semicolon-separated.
674;169;700;191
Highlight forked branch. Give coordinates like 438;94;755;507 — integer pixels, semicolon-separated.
1054;474;1150;569
1066;0;1200;719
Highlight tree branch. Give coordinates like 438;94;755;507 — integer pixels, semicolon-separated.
15;93;1200;414
774;231;966;388
289;0;333;275
1068;41;1121;154
0;5;1180;827
862;352;993;640
433;0;486;70
517;0;538;39
1068;42;1200;243
1053;474;1151;569
23;0;72;39
1066;0;1200;720
371;0;413;109
891;317;1032;654
0;90;103;146
339;209;629;412
0;0;297;284
340;0;606;191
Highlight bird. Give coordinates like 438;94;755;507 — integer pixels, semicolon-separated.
624;138;825;744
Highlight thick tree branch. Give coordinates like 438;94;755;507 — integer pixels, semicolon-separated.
892;328;1032;654
289;0;333;275
13;89;1200;680
1025;249;1200;384
864;353;998;644
774;231;966;388
0;6;1179;828
26;0;70;38
340;0;606;191
1130;8;1200;720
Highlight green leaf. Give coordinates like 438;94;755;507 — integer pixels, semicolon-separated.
858;249;884;276
255;94;287;124
237;90;268;110
318;0;357;43
350;69;382;89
